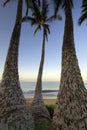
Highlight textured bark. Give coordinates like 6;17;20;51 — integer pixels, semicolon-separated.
53;0;87;130
31;30;50;120
0;0;34;129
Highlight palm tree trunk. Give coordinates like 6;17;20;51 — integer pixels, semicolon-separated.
32;29;45;106
53;0;87;129
31;29;50;120
0;0;34;129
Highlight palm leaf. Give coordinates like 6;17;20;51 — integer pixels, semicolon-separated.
70;0;74;7
47;14;62;22
32;0;40;14
62;0;73;8
78;13;87;25
44;24;50;34
3;0;11;6
52;0;73;16
23;0;61;42
25;0;29;15
82;6;87;13
44;28;48;41
25;0;41;16
34;25;41;35
78;0;87;25
82;0;87;5
36;0;41;7
42;0;49;18
52;0;63;16
22;16;36;25
25;0;32;15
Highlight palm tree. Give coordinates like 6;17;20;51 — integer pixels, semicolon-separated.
78;0;87;25
52;0;87;129
0;0;34;129
22;0;61;120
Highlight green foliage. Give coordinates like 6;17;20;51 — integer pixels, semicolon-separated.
45;104;55;118
3;0;11;7
22;0;61;41
35;118;52;130
52;0;73;16
78;0;87;25
34;104;55;129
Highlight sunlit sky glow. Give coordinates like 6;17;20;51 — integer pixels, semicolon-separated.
0;0;87;82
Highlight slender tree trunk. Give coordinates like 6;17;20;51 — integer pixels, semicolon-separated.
53;0;87;129
32;30;45;106
0;0;34;129
31;29;50;120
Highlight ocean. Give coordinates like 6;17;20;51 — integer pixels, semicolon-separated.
20;81;87;99
21;81;59;99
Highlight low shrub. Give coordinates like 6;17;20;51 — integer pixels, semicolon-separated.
45;104;55;118
35;118;52;130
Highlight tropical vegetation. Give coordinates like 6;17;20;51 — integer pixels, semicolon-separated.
35;118;52;130
22;0;61;121
45;104;55;118
78;0;87;25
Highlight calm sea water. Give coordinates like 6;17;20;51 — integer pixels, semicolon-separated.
20;81;87;99
21;81;59;99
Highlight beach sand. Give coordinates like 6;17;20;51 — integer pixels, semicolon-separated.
26;98;56;105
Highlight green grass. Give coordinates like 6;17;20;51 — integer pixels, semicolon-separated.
45;104;55;118
35;118;52;130
34;104;55;130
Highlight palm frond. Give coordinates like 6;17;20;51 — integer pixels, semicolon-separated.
42;0;49;18
46;27;50;35
44;28;48;41
32;0;40;14
25;0;29;15
26;0;35;8
22;16;36;25
81;2;87;13
82;6;87;13
23;0;61;42
78;13;87;25
25;0;41;16
44;24;50;34
36;0;41;7
25;0;33;16
3;0;10;6
78;0;87;25
52;0;63;16
82;1;87;6
82;0;87;5
34;25;41;35
62;0;73;8
70;0;74;8
47;14;62;22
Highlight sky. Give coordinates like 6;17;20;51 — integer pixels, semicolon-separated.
0;0;87;82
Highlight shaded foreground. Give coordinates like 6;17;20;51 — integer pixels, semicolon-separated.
26;98;55;130
35;118;52;130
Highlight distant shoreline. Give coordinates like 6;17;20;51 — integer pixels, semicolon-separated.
26;98;56;105
23;90;58;99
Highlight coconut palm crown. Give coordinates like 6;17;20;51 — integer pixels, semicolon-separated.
52;0;87;130
22;0;61;120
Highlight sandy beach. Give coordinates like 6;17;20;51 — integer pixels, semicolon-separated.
26;98;56;105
